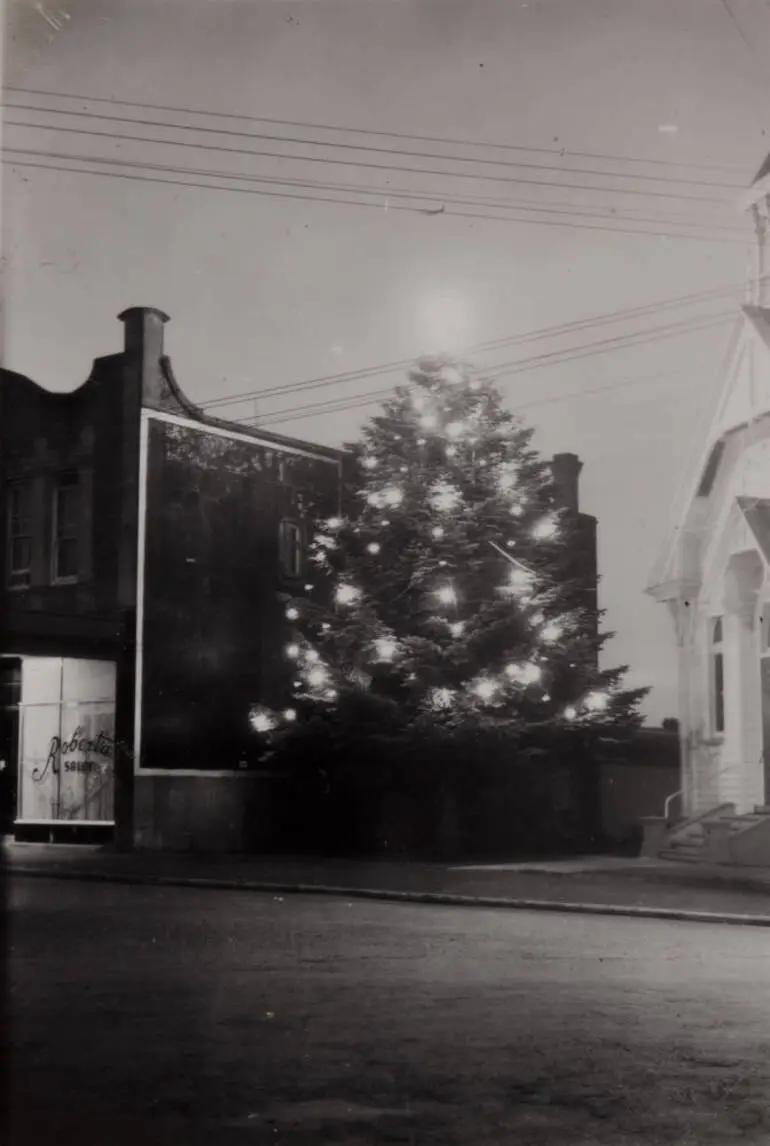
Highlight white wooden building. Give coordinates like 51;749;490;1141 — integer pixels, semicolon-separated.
646;157;770;865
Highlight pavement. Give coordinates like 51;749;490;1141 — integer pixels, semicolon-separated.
8;877;770;1144
6;839;770;925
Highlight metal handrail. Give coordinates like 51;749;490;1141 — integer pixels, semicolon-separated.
663;789;683;824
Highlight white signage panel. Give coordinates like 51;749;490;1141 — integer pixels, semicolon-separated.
17;657;116;824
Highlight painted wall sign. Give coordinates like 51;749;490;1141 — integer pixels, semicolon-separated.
17;658;117;824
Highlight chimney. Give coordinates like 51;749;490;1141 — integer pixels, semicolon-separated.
118;307;170;405
119;306;169;360
551;452;582;513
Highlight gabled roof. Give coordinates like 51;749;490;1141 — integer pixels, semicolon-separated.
647;307;770;594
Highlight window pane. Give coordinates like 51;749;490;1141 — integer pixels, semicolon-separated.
712;617;723;645
9;483;32;527
21;658;64;705
279;520;303;577
55;537;79;579
10;536;31;573
57;486;79;533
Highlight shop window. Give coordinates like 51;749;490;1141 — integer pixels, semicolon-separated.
710;616;724;735
16;657;116;825
52;471;80;583
279;519;304;579
7;481;33;589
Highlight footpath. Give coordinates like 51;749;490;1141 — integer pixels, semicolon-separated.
7;840;770;926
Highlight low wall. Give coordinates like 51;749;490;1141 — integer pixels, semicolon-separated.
599;758;678;850
133;772;287;852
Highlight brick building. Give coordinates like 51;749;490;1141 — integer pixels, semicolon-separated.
1;307;597;853
0;308;342;849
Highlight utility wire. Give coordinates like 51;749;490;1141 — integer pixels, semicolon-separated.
247;315;732;425
4;144;746;238
200;281;754;413
3;110;737;205
255;360;713;428
719;0;770;95
4;85;747;175
486;312;734;377
6;156;746;248
3;101;741;190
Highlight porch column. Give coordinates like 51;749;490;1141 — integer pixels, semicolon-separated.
723;552;764;812
666;597;695;816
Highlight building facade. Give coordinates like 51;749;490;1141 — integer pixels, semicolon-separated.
1;307;597;853
646;156;770;865
1;307;342;849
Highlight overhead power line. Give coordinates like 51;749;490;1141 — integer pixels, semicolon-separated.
254;359;716;428
3;100;741;190
199;279;754;413
5;85;747;175
4;145;746;241
6;156;746;248
248;313;733;426
486;311;734;377
3;107;738;204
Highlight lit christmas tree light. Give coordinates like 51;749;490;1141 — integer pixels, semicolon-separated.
382;485;404;507
505;662;542;685
250;709;275;733
429;481;462;512
440;365;464;386
473;679;498;701
335;584;361;605
282;708;297;722
285;643;300;659
374;637;398;661
266;353;647;801
532;515;559;541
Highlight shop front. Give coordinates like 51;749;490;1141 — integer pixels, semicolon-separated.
10;655;116;842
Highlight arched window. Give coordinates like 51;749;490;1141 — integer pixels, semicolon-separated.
710;617;724;735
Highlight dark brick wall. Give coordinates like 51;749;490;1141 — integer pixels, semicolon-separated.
0;357;132;659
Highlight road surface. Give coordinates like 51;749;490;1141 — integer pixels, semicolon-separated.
7;877;770;1144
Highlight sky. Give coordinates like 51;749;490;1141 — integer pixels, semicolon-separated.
4;0;770;723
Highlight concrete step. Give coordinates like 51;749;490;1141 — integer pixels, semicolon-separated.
728;815;770;833
659;848;706;864
665;842;706;856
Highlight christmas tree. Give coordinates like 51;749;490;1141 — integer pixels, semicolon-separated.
254;357;647;769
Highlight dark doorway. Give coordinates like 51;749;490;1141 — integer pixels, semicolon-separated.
0;658;21;834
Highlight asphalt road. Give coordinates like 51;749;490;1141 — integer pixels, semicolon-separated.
7;878;770;1145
